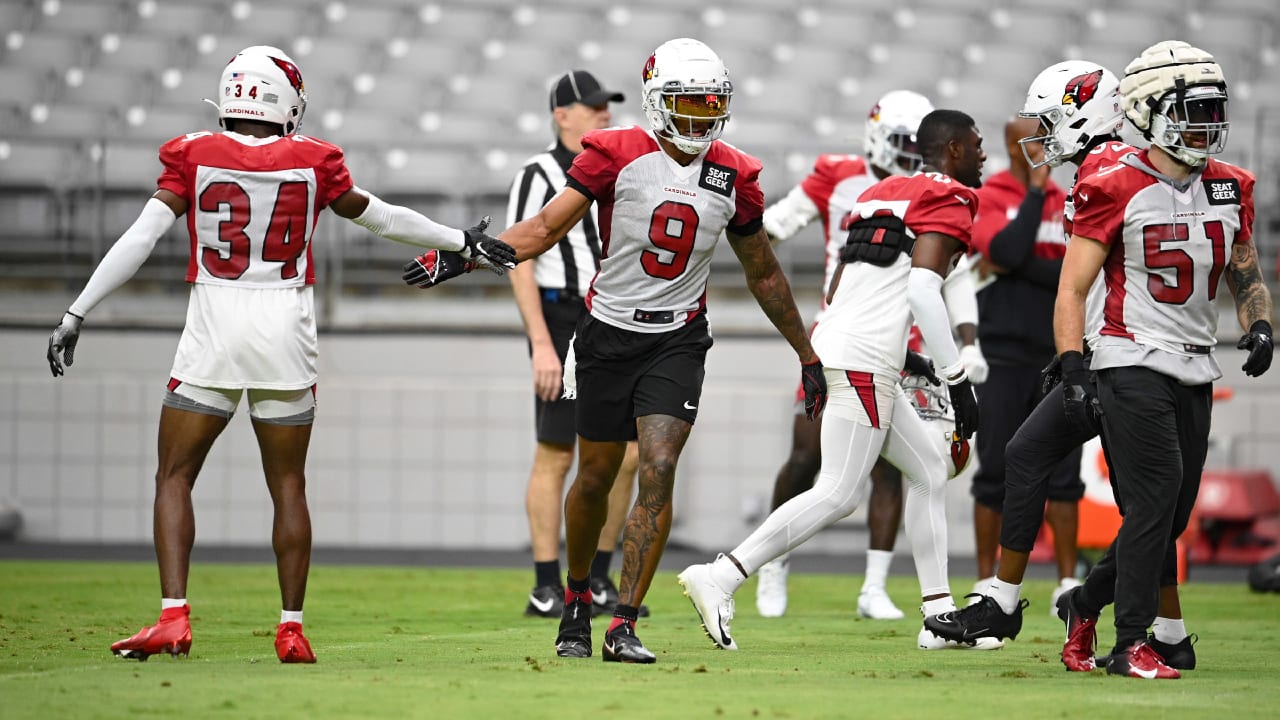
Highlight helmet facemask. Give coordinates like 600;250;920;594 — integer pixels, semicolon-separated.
647;84;732;154
1149;83;1228;166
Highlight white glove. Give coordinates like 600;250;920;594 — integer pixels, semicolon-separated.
561;334;578;400
959;342;989;385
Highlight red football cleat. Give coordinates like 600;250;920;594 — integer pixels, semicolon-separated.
275;621;316;664
1056;587;1098;672
110;605;192;661
1106;640;1181;679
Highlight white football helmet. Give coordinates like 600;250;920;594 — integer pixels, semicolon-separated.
901;373;973;480
864;90;934;176
1018;61;1123;169
217;45;308;135
641;38;732;155
1120;40;1228;166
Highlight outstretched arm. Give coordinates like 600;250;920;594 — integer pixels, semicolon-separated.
498;187;593;262
49;189;184;376
727;227;818;363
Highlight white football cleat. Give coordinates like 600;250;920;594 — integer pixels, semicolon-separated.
754;557;789;618
857;587;905;620
1049;577;1083;617
678;559;738;650
917;625;1004;650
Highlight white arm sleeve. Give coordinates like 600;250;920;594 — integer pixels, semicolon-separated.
942;254;979;329
68;198;176;318
908;266;964;380
349;189;465;251
762;184;820;245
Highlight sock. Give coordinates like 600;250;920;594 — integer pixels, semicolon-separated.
161;598;187;610
988;579;1022;615
281;610;303;625
590;550;613;581
1152;617;1187;644
608;604;640;634
861;549;893;593
566;574;591;602
710;554;747;593
534;560;561;588
921;596;956;617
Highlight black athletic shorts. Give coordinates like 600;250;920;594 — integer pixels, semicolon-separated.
530;293;585;446
572;313;714;442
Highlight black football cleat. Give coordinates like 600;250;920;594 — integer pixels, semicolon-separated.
923;594;1026;643
601;622;656;664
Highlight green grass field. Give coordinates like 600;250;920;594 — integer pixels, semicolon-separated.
3;560;1278;720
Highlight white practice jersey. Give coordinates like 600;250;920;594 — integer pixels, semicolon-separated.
565;126;765;333
157;130;354;388
1073;150;1255;384
813;172;977;381
763;154;879;323
1065;140;1138;343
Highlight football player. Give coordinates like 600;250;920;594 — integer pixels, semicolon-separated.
419;38;823;663
753;90;988;624
46;46;514;663
679;109;988;652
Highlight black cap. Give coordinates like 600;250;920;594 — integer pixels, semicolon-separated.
549;70;625;111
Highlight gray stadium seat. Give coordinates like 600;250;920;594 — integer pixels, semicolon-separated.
33;0;126;36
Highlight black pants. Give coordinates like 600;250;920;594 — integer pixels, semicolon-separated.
999;381;1091;552
1087;366;1211;651
973;364;1084;511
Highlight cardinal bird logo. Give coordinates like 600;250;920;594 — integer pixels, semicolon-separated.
950;433;971;473
643;54;657;82
270;56;305;95
1062;70;1103;107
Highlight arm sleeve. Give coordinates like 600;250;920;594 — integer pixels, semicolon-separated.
349;189;465;251
941;256;979;329
68;198;176;317
908;266;962;374
986;188;1045;269
762;183;820;244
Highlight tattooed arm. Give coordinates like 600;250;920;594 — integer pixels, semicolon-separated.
727;227;819;364
1226;237;1274;331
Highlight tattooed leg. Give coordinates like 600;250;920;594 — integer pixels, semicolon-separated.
617;414;692;607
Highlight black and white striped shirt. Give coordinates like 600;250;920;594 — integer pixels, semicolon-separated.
505;140;601;296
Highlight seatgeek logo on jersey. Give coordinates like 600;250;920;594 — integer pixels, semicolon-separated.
1204;178;1240;205
1063;69;1103;107
699;161;736;198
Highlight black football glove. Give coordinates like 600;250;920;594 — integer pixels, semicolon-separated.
1238;320;1273;377
402;249;477;289
1039;354;1063;397
800;360;828;421
1060;350;1103;434
946;375;980;440
459;215;516;275
903;350;941;385
47;312;83;377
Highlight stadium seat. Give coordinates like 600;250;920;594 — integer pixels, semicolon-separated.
57;67;145;109
0;139;82;189
91;34;182;73
24;103;117;141
32;0;126;36
376;147;475;197
1;32;91;72
133;1;216;35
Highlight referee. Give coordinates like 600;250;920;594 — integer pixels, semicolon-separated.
507;70;641;619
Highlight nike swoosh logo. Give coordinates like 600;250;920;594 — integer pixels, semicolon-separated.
961;627;991;640
592;590;609;606
684;401;697;410
717;615;733;645
603;640;617;655
529;594;555;613
1133;666;1158;679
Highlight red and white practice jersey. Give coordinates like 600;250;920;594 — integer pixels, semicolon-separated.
813;172;978;378
1067;140;1137;342
566;126;764;333
158;131;353;288
1074;150;1255;383
763;154;879;321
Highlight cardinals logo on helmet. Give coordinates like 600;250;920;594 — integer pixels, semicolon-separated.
1063;70;1103;107
271;56;305;94
643;54;657;82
